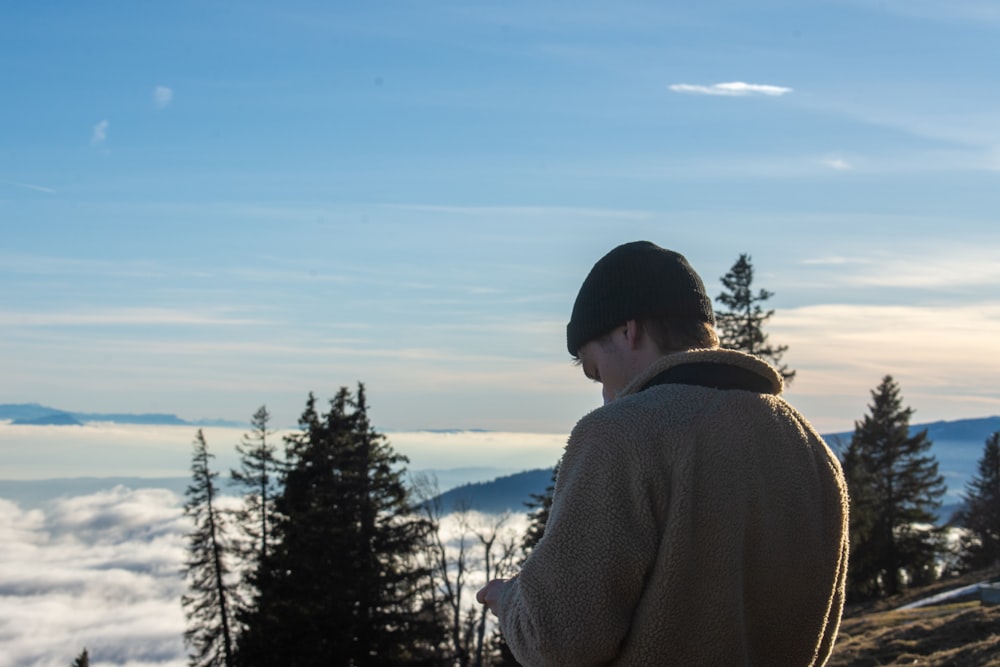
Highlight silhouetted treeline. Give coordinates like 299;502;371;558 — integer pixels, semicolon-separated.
181;373;1000;666
183;385;524;667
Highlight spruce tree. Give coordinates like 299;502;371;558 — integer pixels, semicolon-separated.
231;405;277;562
71;648;89;667
715;253;795;384
230;405;279;627
182;429;236;667
953;432;1000;570
237;386;442;666
842;376;946;599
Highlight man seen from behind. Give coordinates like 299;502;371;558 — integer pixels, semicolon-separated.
477;241;849;666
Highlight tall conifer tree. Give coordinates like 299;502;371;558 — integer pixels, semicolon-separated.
715;253;795;384
953;432;1000;570
232;405;278;561
237;386;442;666
842;376;946;599
230;405;279;628
71;648;90;667
182;429;236;667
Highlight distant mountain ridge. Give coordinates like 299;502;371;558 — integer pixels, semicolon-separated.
2;407;997;521
0;403;243;427
823;416;1000;449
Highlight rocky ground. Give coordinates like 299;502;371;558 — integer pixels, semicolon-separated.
828;567;1000;667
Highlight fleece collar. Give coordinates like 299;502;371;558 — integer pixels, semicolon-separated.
620;349;784;399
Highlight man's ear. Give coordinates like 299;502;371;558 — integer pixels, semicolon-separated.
623;319;642;350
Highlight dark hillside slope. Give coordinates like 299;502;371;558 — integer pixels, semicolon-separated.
433;468;553;514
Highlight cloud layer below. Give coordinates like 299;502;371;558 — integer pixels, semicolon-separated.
0;484;528;667
0;488;189;667
0;423;567;481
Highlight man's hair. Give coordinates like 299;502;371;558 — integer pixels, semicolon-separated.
577;317;719;362
640;317;719;355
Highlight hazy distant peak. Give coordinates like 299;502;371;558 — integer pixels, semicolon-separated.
0;403;243;427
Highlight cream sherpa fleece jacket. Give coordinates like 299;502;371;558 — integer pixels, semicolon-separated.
495;349;849;666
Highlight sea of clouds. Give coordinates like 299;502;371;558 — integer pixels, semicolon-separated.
0;488;190;667
0;485;526;667
0;421;557;665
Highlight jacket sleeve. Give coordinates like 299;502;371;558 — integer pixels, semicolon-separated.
494;412;661;666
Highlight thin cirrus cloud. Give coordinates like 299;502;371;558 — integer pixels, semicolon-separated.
806;250;1000;290
823;157;853;171
669;81;793;97
772;302;1000;396
154;85;174;109
0;179;55;194
384;203;653;221
856;0;1000;24
0;307;268;328
768;301;1000;434
90;119;109;145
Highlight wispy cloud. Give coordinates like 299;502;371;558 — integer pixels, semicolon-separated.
90;119;109;146
154;85;174;109
811;252;1000;290
669;82;793;97
799;256;866;267
771;301;1000;431
822;157;853;171
845;0;1000;24
801;85;1000;156
383;204;652;220
0;307;268;328
0;179;55;194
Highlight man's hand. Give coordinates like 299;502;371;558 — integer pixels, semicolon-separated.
476;578;509;615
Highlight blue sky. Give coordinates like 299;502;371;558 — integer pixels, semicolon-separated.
2;0;999;437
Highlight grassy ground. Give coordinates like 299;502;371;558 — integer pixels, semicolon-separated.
828;567;1000;667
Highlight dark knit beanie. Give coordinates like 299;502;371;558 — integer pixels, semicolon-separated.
566;241;715;355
